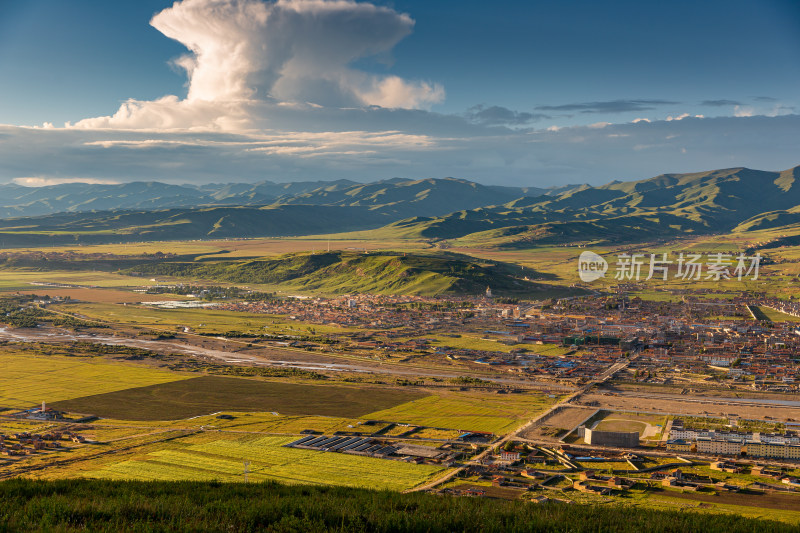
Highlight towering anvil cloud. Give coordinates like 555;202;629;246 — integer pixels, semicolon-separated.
74;0;444;130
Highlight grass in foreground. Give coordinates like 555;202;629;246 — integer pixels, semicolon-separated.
0;478;794;532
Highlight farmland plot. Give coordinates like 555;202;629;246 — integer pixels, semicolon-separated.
87;435;444;490
363;392;554;434
0;352;188;408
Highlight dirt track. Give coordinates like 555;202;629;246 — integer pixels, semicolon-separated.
580;393;800;421
0;326;573;390
519;406;595;440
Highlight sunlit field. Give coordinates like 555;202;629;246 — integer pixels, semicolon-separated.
0;352;188;409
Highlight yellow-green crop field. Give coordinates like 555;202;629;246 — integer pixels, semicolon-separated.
428;335;516;353
0;269;151;292
0;352;188;409
753;306;800;323
363;391;554;434
87;435;444;490
186;413;371;435
51;302;358;336
5;237;428;260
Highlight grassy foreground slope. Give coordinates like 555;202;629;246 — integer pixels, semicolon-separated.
0;479;792;533
125;251;554;296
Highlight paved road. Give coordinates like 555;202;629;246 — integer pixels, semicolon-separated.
408;352;636;492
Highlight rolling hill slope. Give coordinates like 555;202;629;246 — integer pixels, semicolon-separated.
2;165;799;248
374;165;800;247
277;177;550;217
0;205;394;247
0;177;557;219
124;251;554;296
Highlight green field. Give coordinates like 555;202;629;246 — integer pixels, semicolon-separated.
0;352;189;409
593;419;648;434
752;305;800;323
190;412;384;435
590;411;668;440
363;391;554;433
0;269;152;292
428;334;517;353
87;435;444;490
50;375;425;420
51;302;358;336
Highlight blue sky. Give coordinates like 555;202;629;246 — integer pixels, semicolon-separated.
1;0;799;186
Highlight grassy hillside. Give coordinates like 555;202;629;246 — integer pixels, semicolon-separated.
0;479;791;532
451;213;704;248
0;205;393;247
2;164;799;249
279;177;533;217
0;177;542;220
125;251;552;296
372;165;800;247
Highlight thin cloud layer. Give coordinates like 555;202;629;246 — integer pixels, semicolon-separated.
4;114;799;186
465;105;550;127
701;99;742;107
536;99;679;114
72;0;444;130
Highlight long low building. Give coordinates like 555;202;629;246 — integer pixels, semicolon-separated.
696;438;744;456
747;442;800;460
669;421;800;460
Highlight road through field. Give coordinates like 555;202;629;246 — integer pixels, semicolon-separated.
0;326;573;391
407;353;635;492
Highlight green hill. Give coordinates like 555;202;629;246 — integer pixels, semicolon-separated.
125;251;555;296
278;177;538;217
0;205;394;247
451;213;704;248
1;479;789;533
0;177;547;219
2;164;800;249
374;165;800;247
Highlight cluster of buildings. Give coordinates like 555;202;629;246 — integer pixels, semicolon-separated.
216;294;480;332
536;293;800;391
198;287;800;391
666;419;800;460
0;430;85;457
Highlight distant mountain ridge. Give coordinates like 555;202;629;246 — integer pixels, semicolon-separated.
377;165;800;247
0;178;577;219
0;205;395;247
1;165;799;248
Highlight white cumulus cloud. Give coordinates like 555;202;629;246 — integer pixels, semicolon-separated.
72;0;444;131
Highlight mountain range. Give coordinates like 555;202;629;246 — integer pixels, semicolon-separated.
0;165;798;248
382;165;800;247
0;178;576;219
